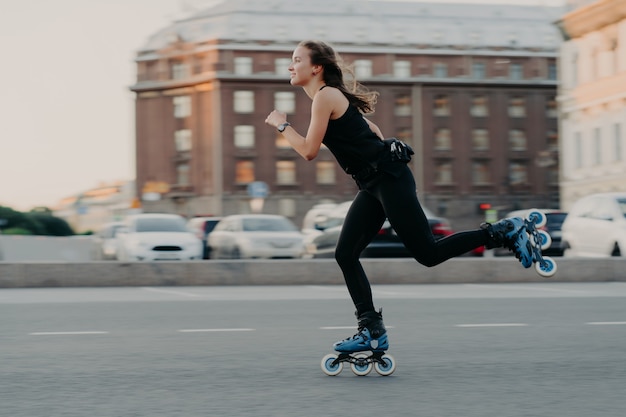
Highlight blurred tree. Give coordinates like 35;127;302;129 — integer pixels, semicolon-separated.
0;206;42;234
0;206;74;236
28;213;74;236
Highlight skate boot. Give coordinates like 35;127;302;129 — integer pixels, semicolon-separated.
321;309;396;376
333;309;388;353
481;217;533;268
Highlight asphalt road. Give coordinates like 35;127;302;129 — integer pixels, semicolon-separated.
2;283;626;417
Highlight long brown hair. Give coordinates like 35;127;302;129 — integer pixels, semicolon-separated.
298;40;378;114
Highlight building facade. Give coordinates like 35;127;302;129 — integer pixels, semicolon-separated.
556;0;626;210
130;0;563;229
53;180;138;233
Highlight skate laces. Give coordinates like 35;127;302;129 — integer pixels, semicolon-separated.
342;326;369;343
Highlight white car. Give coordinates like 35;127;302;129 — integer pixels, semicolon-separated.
208;214;304;259
93;221;125;260
116;214;203;261
561;192;626;257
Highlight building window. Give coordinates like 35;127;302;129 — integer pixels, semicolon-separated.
171;61;189;80
547;130;558;151
470;95;488;117
509;130;527;151
472;161;490;185
508;97;526;118
393;61;411;78
278;198;297;218
472;129;489;150
434;128;451;150
394;94;411;117
234;57;253;75
509;162;528;185
548;63;557;80
546;96;558;118
234;91;254;113
176;163;190;186
175;129;192;152
235;160;255;184
574;132;583;169
510;63;523;80
396;128;411;143
547;166;559;184
594;127;602;166
234;125;255;148
316;161;336;184
275;58;291;75
434;62;448;78
591;47;599;80
173;96;191;118
435;162;453;185
145;61;158;80
274;92;295;114
472;62;485;79
434;95;450;116
354;60;372;78
614;123;623;162
276;160;296;185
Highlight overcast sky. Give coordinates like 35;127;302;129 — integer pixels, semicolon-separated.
0;0;566;211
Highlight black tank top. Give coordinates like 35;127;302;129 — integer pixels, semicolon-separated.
322;104;385;176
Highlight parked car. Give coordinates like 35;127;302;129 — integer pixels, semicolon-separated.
207;214;305;259
494;209;567;257
116;213;203;261
561;193;626;257
186;216;222;259
304;203;454;258
92;221;125;260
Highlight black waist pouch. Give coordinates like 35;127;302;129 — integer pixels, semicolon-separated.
383;138;414;163
351;138;415;189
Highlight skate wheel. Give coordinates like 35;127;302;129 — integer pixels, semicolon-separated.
350;353;373;376
374;354;396;376
527;210;547;228
536;256;557;278
538;230;552;250
321;353;343;376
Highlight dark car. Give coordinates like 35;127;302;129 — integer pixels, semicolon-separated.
305;204;453;258
186;216;222;259
494;209;567;257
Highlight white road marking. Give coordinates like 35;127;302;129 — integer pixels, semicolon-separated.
178;328;255;333
305;286;347;292
141;287;202;297
455;323;529;328
29;331;109;336
320;326;395;330
586;321;626;326
320;326;357;330
463;284;588;294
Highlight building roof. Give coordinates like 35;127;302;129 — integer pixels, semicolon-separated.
138;0;564;54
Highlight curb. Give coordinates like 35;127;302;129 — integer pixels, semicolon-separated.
0;258;624;288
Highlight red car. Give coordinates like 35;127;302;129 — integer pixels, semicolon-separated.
305;204;457;258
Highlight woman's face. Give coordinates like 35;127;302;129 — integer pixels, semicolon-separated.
289;46;317;86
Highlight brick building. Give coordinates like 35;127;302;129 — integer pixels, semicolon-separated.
130;0;563;229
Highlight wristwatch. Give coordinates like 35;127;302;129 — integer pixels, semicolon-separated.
277;122;291;133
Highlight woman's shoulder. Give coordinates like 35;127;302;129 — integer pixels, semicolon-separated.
317;85;343;98
316;86;351;119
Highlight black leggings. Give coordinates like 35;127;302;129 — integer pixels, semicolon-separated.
335;166;488;315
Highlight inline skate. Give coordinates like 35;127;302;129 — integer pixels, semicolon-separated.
321;310;396;376
482;210;557;277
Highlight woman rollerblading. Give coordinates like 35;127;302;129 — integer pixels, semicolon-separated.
265;40;552;376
